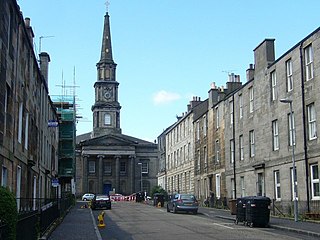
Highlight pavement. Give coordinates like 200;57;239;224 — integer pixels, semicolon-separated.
42;201;320;239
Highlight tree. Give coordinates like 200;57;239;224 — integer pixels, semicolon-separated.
0;186;18;240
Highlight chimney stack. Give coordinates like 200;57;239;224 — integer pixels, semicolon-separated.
24;18;34;48
246;64;255;81
39;52;50;86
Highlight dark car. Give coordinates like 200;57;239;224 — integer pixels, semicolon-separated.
167;193;198;214
91;194;111;210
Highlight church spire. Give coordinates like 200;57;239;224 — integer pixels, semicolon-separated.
92;8;121;138
99;11;114;64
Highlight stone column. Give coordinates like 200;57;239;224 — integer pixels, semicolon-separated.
82;155;89;193
129;155;136;193
115;155;121;193
97;155;105;194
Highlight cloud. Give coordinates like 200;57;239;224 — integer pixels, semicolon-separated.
153;90;181;105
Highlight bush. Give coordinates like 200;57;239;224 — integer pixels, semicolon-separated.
0;186;18;240
150;186;168;200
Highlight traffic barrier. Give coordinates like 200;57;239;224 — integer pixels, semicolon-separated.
97;211;106;228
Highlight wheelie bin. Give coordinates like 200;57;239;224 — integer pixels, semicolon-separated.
235;197;250;225
153;193;165;207
245;196;271;227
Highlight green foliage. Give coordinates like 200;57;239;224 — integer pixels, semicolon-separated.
0;186;18;240
150;186;168;199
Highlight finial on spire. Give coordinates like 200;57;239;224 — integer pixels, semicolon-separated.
105;0;110;12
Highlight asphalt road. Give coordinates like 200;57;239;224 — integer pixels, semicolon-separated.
92;201;319;240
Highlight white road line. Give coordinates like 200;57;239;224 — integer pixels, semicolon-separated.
90;208;103;240
212;222;235;229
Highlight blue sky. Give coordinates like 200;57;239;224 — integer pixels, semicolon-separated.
18;0;320;142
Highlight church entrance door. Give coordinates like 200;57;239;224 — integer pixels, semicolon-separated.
104;184;112;195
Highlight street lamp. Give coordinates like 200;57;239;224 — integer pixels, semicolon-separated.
280;98;299;222
138;162;142;192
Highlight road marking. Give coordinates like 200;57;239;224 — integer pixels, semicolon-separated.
90;208;103;240
212;222;235;229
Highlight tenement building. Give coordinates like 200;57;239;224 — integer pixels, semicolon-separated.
76;10;158;196
0;0;59;210
225;29;320;214
158;27;320;215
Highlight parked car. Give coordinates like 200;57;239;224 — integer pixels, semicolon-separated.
167;194;198;214
82;193;95;201
91;194;111;210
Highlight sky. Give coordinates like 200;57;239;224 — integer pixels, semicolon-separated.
18;0;320;142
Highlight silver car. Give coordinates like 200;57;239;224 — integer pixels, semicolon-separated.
82;193;95;201
167;194;199;214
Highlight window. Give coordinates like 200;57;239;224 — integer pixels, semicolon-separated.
1;166;8;187
239;94;243;119
305;45;314;81
288;112;296;146
249;87;254;112
104;162;111;174
141;162;148;174
18;103;23;143
249;130;255;157
307;103;317;140
239;135;244;161
272;120;279;150
88;161;96;173
240;176;245;197
216;107;219;129
215;140;220;162
197;150;200;171
216;174;221;199
291;167;298;201
257;173;264;196
274;170;281;200
230;139;234;163
230;101;233;125
311;164;320;199
203;115;207;136
286;59;293;92
16;166;21;210
104;113;111;125
204;146;207;168
196;121;200;140
120;162;126;174
231;178;235;199
24;113;29;150
271;71;277;101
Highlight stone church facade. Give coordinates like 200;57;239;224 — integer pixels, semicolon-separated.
76;11;158;197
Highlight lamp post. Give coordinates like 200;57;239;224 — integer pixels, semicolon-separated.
280;98;299;222
138;162;142;192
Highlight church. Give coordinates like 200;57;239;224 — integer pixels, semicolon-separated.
76;9;159;197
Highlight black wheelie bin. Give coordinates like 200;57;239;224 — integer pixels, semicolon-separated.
235;197;250;225
245;196;271;227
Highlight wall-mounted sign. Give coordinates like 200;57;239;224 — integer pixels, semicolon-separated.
48;120;59;127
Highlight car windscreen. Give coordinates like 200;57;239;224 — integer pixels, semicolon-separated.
180;194;195;200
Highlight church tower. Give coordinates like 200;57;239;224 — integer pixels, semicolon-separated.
92;11;121;137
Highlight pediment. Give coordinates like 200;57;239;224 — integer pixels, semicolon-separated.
80;134;138;147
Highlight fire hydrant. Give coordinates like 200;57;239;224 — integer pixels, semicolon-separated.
157;202;161;208
97;211;106;228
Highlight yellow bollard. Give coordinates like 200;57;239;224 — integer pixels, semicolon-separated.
97;211;106;228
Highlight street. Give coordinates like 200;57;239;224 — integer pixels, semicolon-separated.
91;201;318;240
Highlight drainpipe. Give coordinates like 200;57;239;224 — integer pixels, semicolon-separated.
232;95;237;199
299;43;310;212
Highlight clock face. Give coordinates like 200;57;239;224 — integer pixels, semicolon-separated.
104;88;112;99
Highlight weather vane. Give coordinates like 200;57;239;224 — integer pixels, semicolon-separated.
105;0;110;12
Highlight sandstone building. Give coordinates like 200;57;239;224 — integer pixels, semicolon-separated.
76;11;158;197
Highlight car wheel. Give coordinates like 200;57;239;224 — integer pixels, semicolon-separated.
193;210;198;215
83;198;87;201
